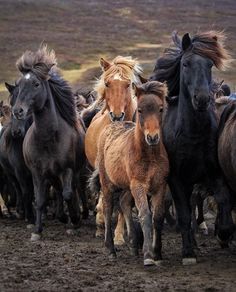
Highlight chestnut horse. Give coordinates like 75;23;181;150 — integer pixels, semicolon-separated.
85;56;142;241
96;81;169;266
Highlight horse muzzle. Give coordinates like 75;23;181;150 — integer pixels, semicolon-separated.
145;133;160;146
109;111;125;122
192;95;210;112
12;107;26;120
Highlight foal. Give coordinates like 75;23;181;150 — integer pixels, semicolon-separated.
96;81;169;266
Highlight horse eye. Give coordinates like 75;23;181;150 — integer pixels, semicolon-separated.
105;82;109;87
34;82;40;88
138;108;142;113
159;107;163;113
183;63;188;68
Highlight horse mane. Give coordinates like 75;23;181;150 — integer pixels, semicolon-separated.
16;45;77;129
16;45;57;79
151;31;230;97
48;72;77;129
139;81;168;99
94;56;142;102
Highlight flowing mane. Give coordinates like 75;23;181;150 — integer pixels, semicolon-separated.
94;56;142;102
16;45;77;129
151;31;230;97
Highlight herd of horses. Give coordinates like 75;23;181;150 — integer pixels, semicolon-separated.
0;30;236;267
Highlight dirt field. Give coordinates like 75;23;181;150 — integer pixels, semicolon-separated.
0;0;236;291
0;216;235;292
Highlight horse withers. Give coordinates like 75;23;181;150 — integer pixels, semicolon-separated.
95;81;169;266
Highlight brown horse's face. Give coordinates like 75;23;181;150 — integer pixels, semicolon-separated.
104;79;131;122
137;95;164;146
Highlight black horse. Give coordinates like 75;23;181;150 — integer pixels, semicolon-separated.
13;45;87;240
0;82;34;223
150;31;234;265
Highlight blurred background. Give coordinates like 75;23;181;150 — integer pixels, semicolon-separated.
0;0;235;99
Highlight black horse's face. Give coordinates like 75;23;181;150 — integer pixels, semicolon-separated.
181;53;213;112
13;72;47;120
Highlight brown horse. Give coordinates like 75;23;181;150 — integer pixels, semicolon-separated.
85;56;142;241
96;81;169;266
85;56;142;167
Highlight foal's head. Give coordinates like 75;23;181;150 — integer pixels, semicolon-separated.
13;45;56;120
95;56;142;122
133;81;168;146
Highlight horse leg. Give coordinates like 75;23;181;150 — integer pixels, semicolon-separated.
196;195;208;235
114;212;125;246
152;184;166;264
31;174;47;241
66;184;80;228
62;168;73;201
130;181;153;266
11;178;24;219
164;189;176;227
209;178;234;247
120;191;138;255
169;177;196;265
77;173;89;219
16;171;35;225
55;188;68;224
95;192;105;238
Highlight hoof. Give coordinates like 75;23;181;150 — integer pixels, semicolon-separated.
154;260;163;266
199;222;208;235
62;191;72;201
95;229;104;238
26;224;35;230
108;253;117;260
182;257;197;265
144;258;155;266
130;247;139;256
217;236;230;249
66;229;78;236
16;212;24;220
114;238;125;246
31;233;41;241
58;214;68;224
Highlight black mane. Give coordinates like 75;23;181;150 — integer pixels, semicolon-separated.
48;71;77;129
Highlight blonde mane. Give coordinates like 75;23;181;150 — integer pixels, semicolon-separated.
94;56;142;102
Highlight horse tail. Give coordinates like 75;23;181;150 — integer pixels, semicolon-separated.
88;168;101;194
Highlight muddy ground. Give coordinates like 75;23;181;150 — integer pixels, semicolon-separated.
0;215;235;292
0;0;236;291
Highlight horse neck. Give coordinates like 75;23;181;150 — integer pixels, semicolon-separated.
134;117;161;160
33;83;59;139
177;83;213;135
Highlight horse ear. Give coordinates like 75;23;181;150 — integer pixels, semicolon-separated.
132;83;142;98
5;82;15;94
138;75;148;84
100;58;111;71
182;33;192;51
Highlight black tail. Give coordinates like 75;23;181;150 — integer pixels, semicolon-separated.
88;169;101;194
